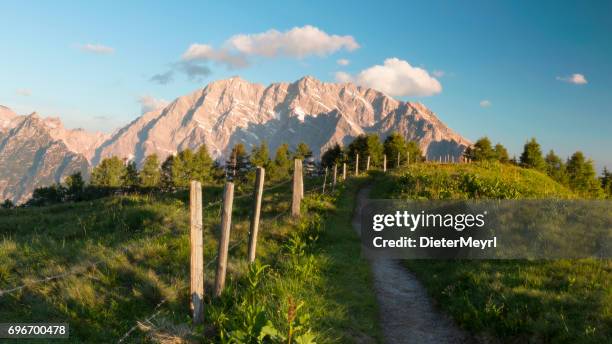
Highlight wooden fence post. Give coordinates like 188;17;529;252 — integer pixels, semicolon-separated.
247;168;265;263
366;155;371;171
342;163;347;180
189;181;204;324
322;167;328;193
383;154;387;172
291;159;303;217
407;151;410;165
355;154;359;176
397;151;400;168
214;182;234;297
332;164;337;189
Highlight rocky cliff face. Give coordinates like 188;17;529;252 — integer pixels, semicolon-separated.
1;76;470;203
94;76;469;166
0;113;94;204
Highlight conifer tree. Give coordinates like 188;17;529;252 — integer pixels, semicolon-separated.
250;141;271;168
321;143;344;168
225;143;251;183
566;151;602;196
91;157;127;187
293;142;313;160
271;143;292;181
140;154;161;187
160;155;174;189
122;161;140;187
520;138;546;171
64;172;85;201
465;137;497;161
545;150;568;185
494;143;510;163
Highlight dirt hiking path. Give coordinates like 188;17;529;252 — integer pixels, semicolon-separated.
353;187;473;344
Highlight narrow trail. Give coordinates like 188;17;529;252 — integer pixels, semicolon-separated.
353;187;473;344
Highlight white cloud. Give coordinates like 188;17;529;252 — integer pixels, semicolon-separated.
334;58;442;97
337;58;350;66
480;100;492;108
79;43;115;54
138;95;169;114
432;70;445;78
180;25;358;71
556;73;587;85
182;43;248;69
226;25;359;58
16;89;31;96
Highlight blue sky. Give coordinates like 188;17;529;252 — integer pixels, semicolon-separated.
1;0;610;170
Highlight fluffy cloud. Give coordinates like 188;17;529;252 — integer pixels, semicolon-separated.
138;95;169;114
153;25;358;84
182;44;248;69
336;58;350;66
16;89;31;96
226;25;359;58
480;100;492;108
335;58;442;97
556;73;587;85
79;43;115;54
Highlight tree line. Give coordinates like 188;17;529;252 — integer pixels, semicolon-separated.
2;132;609;208
464;136;611;197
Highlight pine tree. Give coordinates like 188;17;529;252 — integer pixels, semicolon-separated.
465;137;497;161
160;155;174;189
348;134;384;169
384;132;407;167
271;143;292;181
172;149;195;187
64;172;85;201
250;141;271;168
225;143;251;183
193;145;214;184
91;157;127;187
520;138;546;171
140;154;161;187
494;143;510;163
600;167;612;197
321;143;344;168
293;142;313;160
545;150;568;185
566;151;603;196
123;161;140;187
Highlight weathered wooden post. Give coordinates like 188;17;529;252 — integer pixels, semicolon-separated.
322;167;328;193
247;167;265;263
342;163;347;180
383;154;387;172
291;159;303;217
355;154;359;176
366;155;371;171
332;164;337;189
214;182;234;297
407;151;410;165
397;151;400;168
189;181;204;324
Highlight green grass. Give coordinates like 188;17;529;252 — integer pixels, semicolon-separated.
370;162;611;343
0;178;380;343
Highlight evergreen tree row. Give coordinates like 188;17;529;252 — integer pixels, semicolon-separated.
465;136;609;197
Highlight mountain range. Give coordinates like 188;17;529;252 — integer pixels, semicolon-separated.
0;76;470;203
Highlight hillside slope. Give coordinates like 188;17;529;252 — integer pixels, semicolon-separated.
370;162;610;343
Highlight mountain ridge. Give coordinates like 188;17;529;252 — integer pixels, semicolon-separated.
0;76;470;203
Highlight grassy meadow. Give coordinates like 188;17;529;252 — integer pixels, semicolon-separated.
0;178;380;343
369;162;611;343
